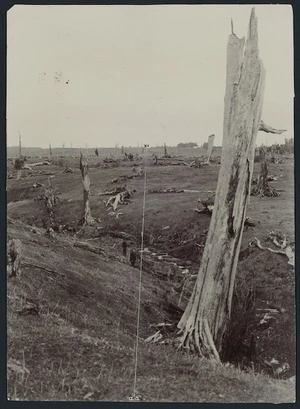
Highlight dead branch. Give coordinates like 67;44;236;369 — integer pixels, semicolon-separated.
249;233;294;267
259;120;287;134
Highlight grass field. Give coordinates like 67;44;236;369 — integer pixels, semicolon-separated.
6;150;295;402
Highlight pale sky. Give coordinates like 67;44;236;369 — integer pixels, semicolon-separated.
7;4;294;148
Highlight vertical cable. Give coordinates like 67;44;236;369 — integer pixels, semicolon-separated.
132;147;148;399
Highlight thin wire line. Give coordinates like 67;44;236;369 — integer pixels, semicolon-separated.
133;147;148;398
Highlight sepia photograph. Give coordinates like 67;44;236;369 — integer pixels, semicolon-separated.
6;4;295;403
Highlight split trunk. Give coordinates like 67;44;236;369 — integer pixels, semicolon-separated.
177;9;266;359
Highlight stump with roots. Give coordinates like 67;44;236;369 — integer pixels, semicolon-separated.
251;160;278;197
177;316;220;360
176;9;266;360
9;239;22;277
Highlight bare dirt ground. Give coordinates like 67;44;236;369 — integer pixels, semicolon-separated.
6;150;295;402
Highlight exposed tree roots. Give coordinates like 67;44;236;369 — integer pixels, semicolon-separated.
177;318;220;361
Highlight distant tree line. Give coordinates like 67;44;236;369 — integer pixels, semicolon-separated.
176;142;198;148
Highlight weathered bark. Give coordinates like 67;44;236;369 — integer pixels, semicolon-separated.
259;120;286;134
206;134;215;164
79;152;94;225
9;239;22;277
177;9;265;359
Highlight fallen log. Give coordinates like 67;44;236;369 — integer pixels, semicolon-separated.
21;262;66;277
24;164;33;171
99;186;127;196
148;188;184;194
74;241;106;256
106;231;133;240
25;161;51;168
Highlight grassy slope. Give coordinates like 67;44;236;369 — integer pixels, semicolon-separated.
7;220;295;402
7;156;295;402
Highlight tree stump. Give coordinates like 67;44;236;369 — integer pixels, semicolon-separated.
80;152;94;225
9;239;22;277
177;9;266;360
251;159;278;197
205;134;215;164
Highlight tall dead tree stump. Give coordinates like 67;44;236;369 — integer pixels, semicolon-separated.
80;152;94;225
164;143;167;157
205;134;215;164
177;9;266;359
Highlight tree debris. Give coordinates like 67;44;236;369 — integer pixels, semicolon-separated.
259;120;287;134
251;160;278;197
104;189;133;211
73;241;107;258
148;188;184;194
249;232;294;267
